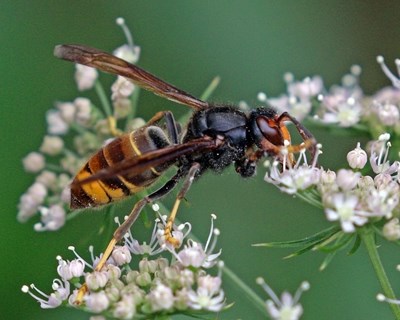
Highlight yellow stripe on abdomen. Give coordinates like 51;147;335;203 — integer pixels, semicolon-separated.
77;169;110;205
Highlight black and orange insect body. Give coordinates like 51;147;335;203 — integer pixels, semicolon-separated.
54;44;317;303
71;120;175;209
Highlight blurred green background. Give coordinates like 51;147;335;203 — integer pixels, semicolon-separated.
2;1;400;319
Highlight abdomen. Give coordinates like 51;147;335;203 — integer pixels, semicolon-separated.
70;126;171;209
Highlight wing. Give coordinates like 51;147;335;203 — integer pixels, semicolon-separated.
72;138;218;187
54;44;209;111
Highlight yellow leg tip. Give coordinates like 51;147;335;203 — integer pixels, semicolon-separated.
107;116;122;137
166;235;181;247
164;224;181;247
74;284;88;305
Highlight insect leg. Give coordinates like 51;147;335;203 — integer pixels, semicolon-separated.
163;162;201;247
277;112;317;161
145;111;179;144
107;116;123;137
75;171;184;304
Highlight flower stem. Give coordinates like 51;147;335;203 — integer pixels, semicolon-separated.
200;76;220;101
125;87;141;131
222;265;266;315
94;80;113;117
360;226;400;319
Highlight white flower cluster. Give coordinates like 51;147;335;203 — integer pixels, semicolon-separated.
321;134;400;234
264;133;400;236
22;214;225;318
256;56;400;131
17;18;143;232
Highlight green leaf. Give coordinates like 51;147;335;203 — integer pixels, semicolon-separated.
316;232;354;253
253;225;341;248
347;234;362;255
319;251;337;271
283;242;324;258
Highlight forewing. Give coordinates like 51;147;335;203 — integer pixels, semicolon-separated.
54;44;209;111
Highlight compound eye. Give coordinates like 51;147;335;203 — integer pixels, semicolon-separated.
256;116;282;145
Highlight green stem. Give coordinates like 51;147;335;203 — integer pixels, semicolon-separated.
200;76;221;101
125;87;141;131
360;226;400;319
296;191;323;209
222;265;266;315
94;80;113;117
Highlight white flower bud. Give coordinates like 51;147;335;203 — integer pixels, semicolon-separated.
147;283;174;311
320;169;336;184
257;92;267;102
138;258;158;274
113;44;140;64
46;110;69;135
36;204;66;231
57;258;84;280
197;274;222;295
336;101;361;127
17;194;40;221
68;259;85;278
86;271;109;290
163;266;179;282
111;76;135;100
23;152;45;173
85;291;109;313
175;288;190;310
179;269;194;287
374;173;392;189
61;186;71;204
74;97;92;126
17;182;47;221
177;241;206;268
106;265;122;281
125;270;139;283
336;169;361;190
377;103;400;126
358;175;374;189
105;285;121;303
35;170;57;188
75;64;98;91
287;76;323;100
57;258;72;280
157;257;169;271
111;246;132;266
57;102;75;123
113;293;136;319
383;218;400;241
347;143;367;169
40;135;64;155
135;272;152;287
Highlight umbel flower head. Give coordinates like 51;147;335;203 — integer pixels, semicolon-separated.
253;54;400;134
322;135;400;233
264;133;400;234
22;214;225;318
